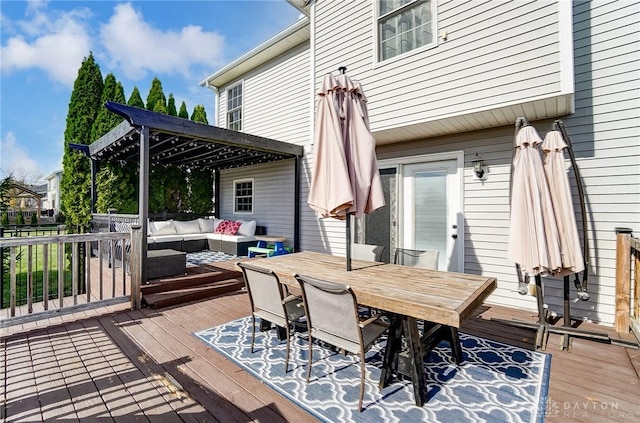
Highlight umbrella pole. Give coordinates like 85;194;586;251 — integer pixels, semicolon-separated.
346;213;352;271
512;118;530;295
554;119;590;300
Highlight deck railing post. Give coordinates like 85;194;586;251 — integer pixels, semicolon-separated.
615;228;632;334
130;224;142;309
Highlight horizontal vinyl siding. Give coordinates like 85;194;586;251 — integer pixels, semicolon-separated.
313;0;569;133
373;0;640;326
219;161;297;248
217;42;311;145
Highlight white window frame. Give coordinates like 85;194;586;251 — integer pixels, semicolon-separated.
233;178;254;214
226;82;243;131
376;0;437;64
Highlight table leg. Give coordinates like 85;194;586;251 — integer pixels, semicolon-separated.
403;317;425;407
379;314;402;390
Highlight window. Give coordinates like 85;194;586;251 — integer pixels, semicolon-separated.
378;0;435;61
227;83;242;131
233;178;253;213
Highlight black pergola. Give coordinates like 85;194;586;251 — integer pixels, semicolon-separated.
72;101;303;282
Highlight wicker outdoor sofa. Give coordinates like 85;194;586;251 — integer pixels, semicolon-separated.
147;218;265;256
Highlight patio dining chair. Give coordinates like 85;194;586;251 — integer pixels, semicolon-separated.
393;248;439;270
351;243;386;263
238;262;305;373
294;274;389;412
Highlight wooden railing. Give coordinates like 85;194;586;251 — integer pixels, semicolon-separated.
0;228;142;328
615;229;639;343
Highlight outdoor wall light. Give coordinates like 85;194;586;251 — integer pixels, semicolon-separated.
472;153;485;178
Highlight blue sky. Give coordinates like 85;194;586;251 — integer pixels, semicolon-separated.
0;0;301;183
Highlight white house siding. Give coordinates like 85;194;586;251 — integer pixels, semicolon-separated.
313;0;571;134
217;42;310;144
219;161;297;249
375;0;640;326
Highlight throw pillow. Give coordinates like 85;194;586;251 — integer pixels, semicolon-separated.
214;220;242;235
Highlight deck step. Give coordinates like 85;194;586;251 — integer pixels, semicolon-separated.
142;278;245;309
142;267;242;295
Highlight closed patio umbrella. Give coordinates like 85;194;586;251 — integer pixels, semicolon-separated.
507;124;562;277
541;130;584;277
308;69;385;270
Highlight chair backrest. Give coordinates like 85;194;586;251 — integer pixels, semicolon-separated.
295;274;360;343
238;262;285;318
351;243;386;263
394;248;439;270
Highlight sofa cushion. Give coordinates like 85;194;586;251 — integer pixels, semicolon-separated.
237;220;257;236
214;220;242;235
149;220;177;236
148;235;183;244
219;234;257;243
182;233;208;241
174;219;201;235
198;218;220;233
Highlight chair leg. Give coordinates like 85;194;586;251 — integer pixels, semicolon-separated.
358;349;366;412
251;315;256;353
306;334;314;383
284;324;292;373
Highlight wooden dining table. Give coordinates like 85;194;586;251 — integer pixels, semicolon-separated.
249;251;497;406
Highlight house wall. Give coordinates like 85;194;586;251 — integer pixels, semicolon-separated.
215;41;311;248
377;0;640;325
312;0;572;133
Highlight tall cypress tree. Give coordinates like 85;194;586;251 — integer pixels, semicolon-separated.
145;77;166;111
178;101;189;119
153;98;168;114
190;105;209;124
60;53;103;232
94;74;138;214
188;105;213;213
128;86;145;109
167;94;177;116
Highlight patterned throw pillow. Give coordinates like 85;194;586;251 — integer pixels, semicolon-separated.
213;220;242;235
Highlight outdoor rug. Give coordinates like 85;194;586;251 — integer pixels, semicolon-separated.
186;250;237;266
194;316;551;423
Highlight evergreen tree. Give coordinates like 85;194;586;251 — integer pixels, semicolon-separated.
16;210;25;225
128;86;145;109
145;77;166;111
60;53;104;232
153;98;168;114
93;74;138;214
188;105;213;213
167;94;177;116
30;213;37;225
178;101;189;119
190;105;209;124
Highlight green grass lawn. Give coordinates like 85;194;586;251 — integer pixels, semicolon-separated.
1;227;76;309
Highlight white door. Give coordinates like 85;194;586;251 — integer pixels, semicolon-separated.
402;160;462;271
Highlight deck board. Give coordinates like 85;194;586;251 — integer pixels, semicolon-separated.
2;284;639;422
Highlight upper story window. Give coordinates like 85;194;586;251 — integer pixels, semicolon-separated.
378;0;435;62
227;83;242;131
233;178;253;213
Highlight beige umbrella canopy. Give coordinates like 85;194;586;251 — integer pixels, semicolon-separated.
308;72;384;220
308;70;385;270
507;125;562;276
542;130;585;277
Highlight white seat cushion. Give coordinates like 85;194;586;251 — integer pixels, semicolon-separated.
174;219;201;235
219;234;256;243
182;233;208;241
148;235;182;244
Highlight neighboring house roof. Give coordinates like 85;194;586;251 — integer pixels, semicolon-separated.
73;102;303;169
199;16;310;89
45;170;62;181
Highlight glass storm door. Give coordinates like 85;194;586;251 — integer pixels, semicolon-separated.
402;160;462;271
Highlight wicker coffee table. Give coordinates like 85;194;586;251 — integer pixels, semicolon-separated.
147;249;186;280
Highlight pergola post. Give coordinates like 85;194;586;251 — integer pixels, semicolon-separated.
138;126;149;284
90;159;97;213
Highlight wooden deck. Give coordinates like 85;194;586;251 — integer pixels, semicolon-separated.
2;287;639;422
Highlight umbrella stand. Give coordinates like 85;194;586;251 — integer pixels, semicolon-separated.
493;118;639;350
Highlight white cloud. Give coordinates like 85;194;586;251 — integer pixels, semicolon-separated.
100;3;225;80
0;2;92;87
0;132;46;182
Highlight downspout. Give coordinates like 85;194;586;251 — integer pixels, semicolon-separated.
203;81;220;127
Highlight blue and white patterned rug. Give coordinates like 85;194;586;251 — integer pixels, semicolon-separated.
194;316;551;423
186;250;238;266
